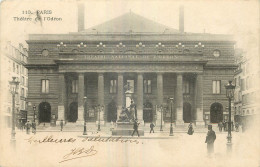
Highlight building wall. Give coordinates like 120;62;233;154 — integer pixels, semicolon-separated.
0;41;28;128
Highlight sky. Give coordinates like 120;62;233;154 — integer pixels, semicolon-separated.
0;0;259;55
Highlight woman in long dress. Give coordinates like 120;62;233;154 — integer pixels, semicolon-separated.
187;122;194;135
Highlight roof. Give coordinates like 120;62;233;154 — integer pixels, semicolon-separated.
82;11;179;34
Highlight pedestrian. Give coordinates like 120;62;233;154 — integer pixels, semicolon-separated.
187;122;194;135
60;120;64;131
32;122;36;134
150;122;155;133
131;120;140;137
25;121;31;135
205;125;216;157
218;122;223;132
235;122;239;132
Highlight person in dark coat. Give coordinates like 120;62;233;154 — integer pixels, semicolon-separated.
131;120;140;137
60;120;64;131
235;122;239;132
25;121;31;134
150;122;155;133
205;125;216;156
187;122;194;135
32;122;36;134
218;122;223;132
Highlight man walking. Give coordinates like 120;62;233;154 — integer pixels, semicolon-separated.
218;122;223;132
25;121;31;135
131;120;140;137
60;120;64;131
150;122;155;133
205;125;216;157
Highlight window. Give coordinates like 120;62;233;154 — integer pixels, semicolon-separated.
13;63;15;72
72;80;78;93
144;80;152;93
41;79;49;93
213;50;221;57
183;80;190;94
126;80;134;93
21;77;24;86
21;88;24;97
212;80;221;94
16;65;19;74
42;49;49;56
110;80;117;93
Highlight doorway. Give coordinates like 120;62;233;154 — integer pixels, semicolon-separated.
39;102;51;123
68;102;78;122
183;102;192;123
210;102;223;123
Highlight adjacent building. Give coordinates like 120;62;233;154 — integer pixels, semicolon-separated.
26;6;237;127
0;41;28;128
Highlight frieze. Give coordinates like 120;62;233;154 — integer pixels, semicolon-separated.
59;63;204;73
57;54;203;62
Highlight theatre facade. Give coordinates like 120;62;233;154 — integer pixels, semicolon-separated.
26;11;237;126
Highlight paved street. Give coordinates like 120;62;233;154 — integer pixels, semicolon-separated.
0;126;259;167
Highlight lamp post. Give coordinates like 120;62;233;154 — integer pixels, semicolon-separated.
97;105;103;131
83;96;87;135
169;98;174;136
225;80;236;152
160;105;163;131
9;77;20;143
33;105;36;123
32;105;37;134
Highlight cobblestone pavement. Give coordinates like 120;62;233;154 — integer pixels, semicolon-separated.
0;127;259;167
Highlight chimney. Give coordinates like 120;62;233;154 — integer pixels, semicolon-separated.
179;5;184;33
78;3;85;32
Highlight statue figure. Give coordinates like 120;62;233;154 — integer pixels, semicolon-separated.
118;107;130;122
124;82;133;94
129;100;136;121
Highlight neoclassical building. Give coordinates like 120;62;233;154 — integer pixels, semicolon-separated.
26;7;236;126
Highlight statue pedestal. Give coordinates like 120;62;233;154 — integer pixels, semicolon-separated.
112;122;144;136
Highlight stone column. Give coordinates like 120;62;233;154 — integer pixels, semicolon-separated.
117;73;124;121
156;72;164;125
195;74;204;125
176;73;184;125
58;73;65;122
97;73;105;124
137;73;144;122
77;73;85;123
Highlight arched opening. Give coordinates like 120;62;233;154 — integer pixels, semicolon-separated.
68;102;78;122
143;101;153;123
107;100;117;122
183;102;192;123
210;103;223;123
39;102;51;123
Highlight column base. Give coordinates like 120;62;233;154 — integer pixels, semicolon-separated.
155;120;164;126
195;120;205;127
76;121;85;125
96;121;105;125
176;120;184;127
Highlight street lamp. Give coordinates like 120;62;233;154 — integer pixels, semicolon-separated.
32;105;37;134
169;98;174;136
83;96;87;135
33;105;36;122
9;77;20;143
160;105;163;131
225;80;236;152
97;105;103;131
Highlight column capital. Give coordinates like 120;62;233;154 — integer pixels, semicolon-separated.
156;72;164;75
137;72;144;75
117;72;124;76
78;72;85;76
98;72;104;76
176;72;184;76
